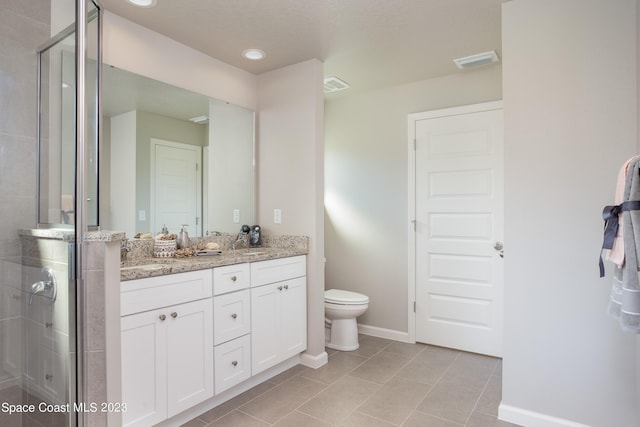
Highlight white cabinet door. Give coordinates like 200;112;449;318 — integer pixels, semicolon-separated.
121;308;167;427
280;277;307;359
251;276;307;375
121;298;213;426
166;298;214;417
251;284;280;375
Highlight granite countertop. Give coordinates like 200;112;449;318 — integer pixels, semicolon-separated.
120;246;307;281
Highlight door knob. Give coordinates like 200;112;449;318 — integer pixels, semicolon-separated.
493;241;504;251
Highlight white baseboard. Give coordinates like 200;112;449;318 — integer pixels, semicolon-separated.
300;351;328;369
357;323;412;343
499;404;592;427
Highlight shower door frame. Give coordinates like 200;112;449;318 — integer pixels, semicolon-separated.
35;1;102;426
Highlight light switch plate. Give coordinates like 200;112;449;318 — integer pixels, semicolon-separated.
233;209;240;223
274;208;282;224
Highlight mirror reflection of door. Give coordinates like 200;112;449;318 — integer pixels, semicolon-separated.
150;139;202;236
101;65;255;237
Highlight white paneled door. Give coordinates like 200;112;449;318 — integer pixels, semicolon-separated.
151;139;201;235
410;101;504;357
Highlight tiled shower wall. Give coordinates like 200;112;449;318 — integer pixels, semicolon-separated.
0;2;50;258
0;3;115;427
0;0;52;415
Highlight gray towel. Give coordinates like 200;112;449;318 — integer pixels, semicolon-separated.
609;158;640;332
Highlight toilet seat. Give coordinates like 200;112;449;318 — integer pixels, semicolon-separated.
325;289;369;305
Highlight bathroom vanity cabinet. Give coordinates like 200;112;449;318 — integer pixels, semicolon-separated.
120;254;307;427
120;270;214;427
250;255;307;375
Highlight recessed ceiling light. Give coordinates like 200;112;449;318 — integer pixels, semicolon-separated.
242;49;266;60
127;0;157;7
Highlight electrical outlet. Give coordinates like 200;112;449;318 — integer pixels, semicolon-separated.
274;208;282;224
233;209;240;223
139;210;146;221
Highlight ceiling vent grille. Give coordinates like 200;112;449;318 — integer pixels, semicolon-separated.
453;50;500;69
189;116;209;124
324;76;350;93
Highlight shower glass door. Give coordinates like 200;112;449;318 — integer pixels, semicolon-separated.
0;1;103;426
38;4;100;230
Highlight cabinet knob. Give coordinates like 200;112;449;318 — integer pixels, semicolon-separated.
171;312;178;318
284;284;289;290
231;275;237;282
231;360;238;367
277;286;283;291
159;314;166;321
231;313;237;319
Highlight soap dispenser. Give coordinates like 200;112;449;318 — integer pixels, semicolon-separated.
177;225;190;249
249;225;262;247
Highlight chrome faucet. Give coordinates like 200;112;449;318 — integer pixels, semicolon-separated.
232;225;251;250
29;267;57;305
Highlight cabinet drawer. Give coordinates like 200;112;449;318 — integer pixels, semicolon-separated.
213;263;250;295
214;334;251;394
213;289;250;345
250;255;306;287
121;270;212;316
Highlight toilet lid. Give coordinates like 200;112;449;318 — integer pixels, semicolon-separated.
325;289;369;304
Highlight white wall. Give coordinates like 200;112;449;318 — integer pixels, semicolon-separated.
324;67;502;336
109;111;136;236
501;1;638;426
257;59;327;363
207;102;255;233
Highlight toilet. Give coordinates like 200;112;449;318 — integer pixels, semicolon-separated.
324;289;369;351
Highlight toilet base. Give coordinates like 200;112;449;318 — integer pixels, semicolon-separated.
326;318;360;351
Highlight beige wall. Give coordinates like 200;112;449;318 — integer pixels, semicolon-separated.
257;59;326;362
103;12;257;111
325;67;502;336
502;0;638;426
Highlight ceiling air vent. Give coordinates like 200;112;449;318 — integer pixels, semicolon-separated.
324;76;350;93
189;116;209;125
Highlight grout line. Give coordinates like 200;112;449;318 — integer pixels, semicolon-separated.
348;343;434;426
463;362;498;427
287;341;397;424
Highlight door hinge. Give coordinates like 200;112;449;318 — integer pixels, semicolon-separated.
411;219;416;231
413;139;417;150
413;301;416;313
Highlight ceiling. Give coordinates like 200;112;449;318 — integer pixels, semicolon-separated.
99;0;504;96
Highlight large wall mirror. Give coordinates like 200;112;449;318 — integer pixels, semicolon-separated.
101;65;255;237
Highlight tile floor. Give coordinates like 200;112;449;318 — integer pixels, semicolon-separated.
183;335;522;427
